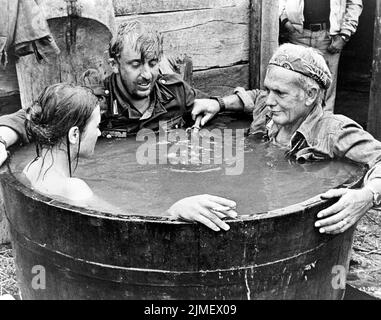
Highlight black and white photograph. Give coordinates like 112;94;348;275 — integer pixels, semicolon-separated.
0;0;380;303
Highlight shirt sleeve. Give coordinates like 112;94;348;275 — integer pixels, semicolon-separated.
340;0;363;36
0;109;29;144
279;0;288;20
330;118;381;184
182;78;198;111
233;87;268;115
233;87;270;136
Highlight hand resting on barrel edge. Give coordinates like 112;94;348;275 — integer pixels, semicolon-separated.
167;194;237;232
0;143;7;167
0;125;19;167
315;187;374;235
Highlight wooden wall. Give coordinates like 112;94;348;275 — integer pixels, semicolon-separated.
368;1;381;139
113;0;251;96
8;0;279;104
0;58;19;98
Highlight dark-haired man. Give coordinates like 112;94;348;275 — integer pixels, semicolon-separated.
0;21;199;145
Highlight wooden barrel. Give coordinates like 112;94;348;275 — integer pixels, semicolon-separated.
0;160;365;300
15;0;115;108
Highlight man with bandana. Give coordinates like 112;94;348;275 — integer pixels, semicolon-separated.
190;43;381;235
279;0;363;113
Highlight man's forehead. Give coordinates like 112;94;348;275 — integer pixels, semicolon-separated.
120;42;158;62
264;66;299;89
120;43;141;59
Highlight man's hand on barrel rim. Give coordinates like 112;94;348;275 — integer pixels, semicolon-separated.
315;188;373;234
0;142;8;167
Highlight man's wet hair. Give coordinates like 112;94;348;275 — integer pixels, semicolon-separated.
109;21;164;62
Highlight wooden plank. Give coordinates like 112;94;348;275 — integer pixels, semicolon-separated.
260;0;279;87
193;64;249;96
16;18;113;109
249;0;261;89
39;0;116;34
367;2;381;139
116;6;249;71
0;57;19;97
113;0;248;16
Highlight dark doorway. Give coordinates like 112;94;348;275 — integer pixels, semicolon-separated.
335;0;376;129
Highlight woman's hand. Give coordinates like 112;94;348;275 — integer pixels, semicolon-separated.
168;194;237;232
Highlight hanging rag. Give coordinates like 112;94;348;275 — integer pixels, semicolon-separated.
0;0;60;67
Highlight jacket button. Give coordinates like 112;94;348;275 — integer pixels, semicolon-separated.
105;90;109;95
160;79;167;84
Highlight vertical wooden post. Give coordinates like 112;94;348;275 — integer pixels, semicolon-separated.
368;1;381;139
260;0;279;87
249;0;279;89
249;0;262;90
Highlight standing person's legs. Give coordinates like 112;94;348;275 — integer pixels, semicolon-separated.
320;52;340;112
312;31;340;113
287;29;340;113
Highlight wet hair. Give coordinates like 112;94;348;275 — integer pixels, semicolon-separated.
109;21;163;63
25;83;99;177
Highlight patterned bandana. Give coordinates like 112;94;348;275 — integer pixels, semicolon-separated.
268;45;332;90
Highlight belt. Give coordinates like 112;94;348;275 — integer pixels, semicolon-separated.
303;22;329;32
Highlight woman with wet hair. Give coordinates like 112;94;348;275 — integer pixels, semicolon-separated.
23;83;101;201
22;82;236;228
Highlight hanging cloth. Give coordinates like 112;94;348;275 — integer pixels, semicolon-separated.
0;0;60;67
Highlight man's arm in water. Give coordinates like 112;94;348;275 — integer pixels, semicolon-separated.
0;109;29;166
186;89;268;231
191;88;266;126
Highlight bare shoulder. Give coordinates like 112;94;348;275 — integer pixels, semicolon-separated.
65;178;93;201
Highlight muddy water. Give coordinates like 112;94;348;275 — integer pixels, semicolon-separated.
10;117;364;216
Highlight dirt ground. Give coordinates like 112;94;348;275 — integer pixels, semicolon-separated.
0;244;18;298
347;209;381;299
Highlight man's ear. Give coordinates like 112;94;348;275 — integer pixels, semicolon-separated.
108;58;119;74
305;87;319;107
68;127;80;145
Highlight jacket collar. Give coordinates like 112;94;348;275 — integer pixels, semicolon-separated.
294;103;324;145
266;103;324;147
110;73;175;120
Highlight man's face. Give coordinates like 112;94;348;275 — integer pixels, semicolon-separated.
116;42;160;99
264;66;310;127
